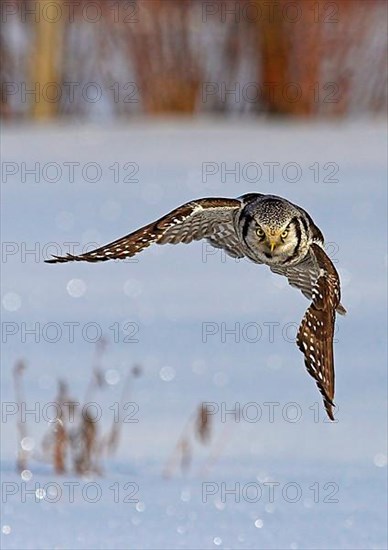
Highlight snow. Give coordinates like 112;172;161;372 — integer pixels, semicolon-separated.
1;119;387;549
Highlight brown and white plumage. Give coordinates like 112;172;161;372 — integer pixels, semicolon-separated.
46;193;346;420
46;198;245;263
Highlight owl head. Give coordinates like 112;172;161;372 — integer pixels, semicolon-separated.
241;196;307;264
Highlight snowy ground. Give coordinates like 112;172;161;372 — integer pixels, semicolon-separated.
1;119;387;549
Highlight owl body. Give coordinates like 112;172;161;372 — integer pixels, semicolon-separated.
46;192;345;421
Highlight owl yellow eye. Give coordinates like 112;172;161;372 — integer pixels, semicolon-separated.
281;230;288;239
256;228;265;238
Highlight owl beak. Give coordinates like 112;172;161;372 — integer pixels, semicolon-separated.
268;237;278;253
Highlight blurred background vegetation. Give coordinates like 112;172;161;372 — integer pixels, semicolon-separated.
1;0;387;120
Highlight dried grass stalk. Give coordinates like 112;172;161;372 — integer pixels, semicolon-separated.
195;402;212;444
13;360;28;472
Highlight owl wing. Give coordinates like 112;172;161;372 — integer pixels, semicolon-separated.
284;243;342;420
45;198;246;263
270;251;346;316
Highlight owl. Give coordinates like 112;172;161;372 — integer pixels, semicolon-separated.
46;194;346;420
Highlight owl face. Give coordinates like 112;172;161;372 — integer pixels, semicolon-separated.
255;220;298;258
254;220;300;260
240;198;308;265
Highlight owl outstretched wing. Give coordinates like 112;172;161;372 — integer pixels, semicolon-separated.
45;198;245;263
270;252;347;316
294;243;343;420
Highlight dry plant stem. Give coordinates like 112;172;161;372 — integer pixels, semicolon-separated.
53;421;68;474
105;368;133;456
102;364;142;456
162;412;196;479
39;380;76;472
13;361;28;472
198;421;235;477
73;412;100;476
195;403;212;444
84;339;107;403
53;380;70;474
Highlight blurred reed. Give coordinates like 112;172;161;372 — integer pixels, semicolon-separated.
1;0;386;120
